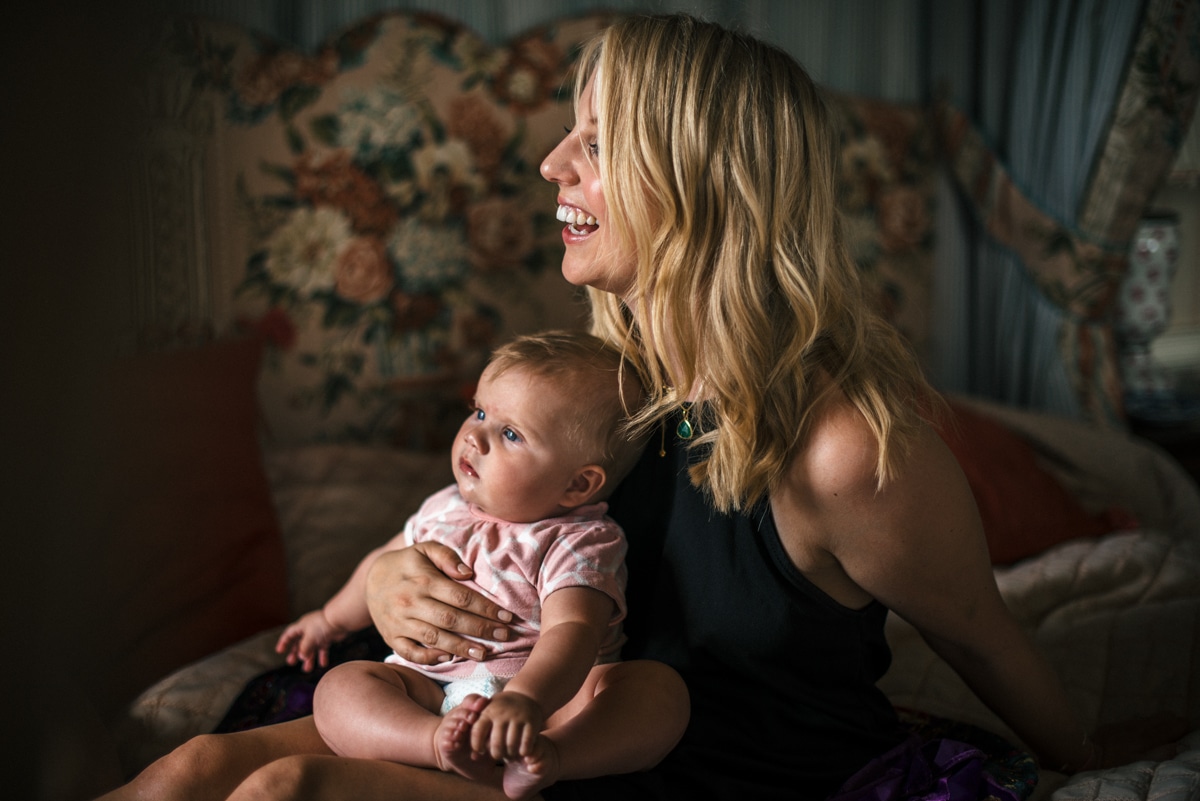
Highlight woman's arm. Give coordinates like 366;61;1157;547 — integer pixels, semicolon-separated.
772;400;1096;772
365;543;514;664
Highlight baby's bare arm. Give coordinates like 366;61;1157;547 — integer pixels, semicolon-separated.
471;587;613;760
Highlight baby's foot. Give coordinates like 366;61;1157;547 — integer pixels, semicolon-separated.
502;734;561;801
434;695;497;783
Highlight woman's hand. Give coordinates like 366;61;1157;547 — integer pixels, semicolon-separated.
364;542;513;664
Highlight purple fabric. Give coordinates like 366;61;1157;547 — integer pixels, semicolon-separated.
828;735;1023;801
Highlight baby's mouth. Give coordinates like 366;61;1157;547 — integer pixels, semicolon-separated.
557;204;599;235
458;456;477;478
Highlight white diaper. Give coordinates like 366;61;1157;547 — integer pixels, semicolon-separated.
437;674;508;715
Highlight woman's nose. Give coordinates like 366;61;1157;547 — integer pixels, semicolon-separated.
541;136;575;184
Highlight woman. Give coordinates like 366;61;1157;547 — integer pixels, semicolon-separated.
366;12;1105;800
99;13;1104;801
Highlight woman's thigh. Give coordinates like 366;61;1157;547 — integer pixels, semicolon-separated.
230;753;516;801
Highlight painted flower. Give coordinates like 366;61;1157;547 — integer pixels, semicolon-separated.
467;196;534;271
839;138;891;210
388;218;470;292
391;290;443;332
294;150;399;236
264;206;350;294
411;141;481;195
410;141;483;221
334;236;395;303
235;48;338;108
336;88;423;161
447;93;509;178
877;187;931;253
493;38;563;112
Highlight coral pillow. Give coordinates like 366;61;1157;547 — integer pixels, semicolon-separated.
936;400;1112;565
91;338;289;710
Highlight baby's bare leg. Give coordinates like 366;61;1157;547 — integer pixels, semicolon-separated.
313;660;447;764
507;660;688;798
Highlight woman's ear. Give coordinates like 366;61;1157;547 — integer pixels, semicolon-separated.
562;465;607;507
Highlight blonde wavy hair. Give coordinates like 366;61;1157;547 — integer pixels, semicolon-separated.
577;13;937;513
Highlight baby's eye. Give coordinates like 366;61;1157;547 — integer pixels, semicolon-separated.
502;427;521;443
474;408;485;421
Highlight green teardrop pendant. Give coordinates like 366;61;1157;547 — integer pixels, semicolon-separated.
676;417;694;439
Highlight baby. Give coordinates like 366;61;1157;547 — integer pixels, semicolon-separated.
276;330;687;800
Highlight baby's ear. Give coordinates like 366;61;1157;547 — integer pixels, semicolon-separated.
562;465;607;507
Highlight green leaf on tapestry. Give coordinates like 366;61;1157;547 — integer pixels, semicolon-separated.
310;114;340;146
321;374;354;412
362;316;391;345
258;161;296;187
422;100;447;142
378;150;414;183
318;294;364;328
285;124;305;155
278;84;320;122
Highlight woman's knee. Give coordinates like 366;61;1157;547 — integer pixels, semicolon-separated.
228;755;325;801
134;733;236;792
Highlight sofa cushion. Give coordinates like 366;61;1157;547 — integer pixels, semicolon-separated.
92;337;289;709
936;399;1117;564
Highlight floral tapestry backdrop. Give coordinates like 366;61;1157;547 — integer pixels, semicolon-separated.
160;10;936;448
165;12;610;445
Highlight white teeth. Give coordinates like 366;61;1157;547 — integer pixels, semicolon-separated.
556;204;596;226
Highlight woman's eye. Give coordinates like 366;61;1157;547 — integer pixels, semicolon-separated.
502;427;521;443
588;141;599;157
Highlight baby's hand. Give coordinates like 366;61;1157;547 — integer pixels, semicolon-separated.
274;610;348;672
470;691;545;761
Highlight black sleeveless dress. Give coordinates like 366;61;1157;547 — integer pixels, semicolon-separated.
544;416;903;801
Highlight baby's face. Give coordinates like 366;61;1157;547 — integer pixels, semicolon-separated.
452;366;591;523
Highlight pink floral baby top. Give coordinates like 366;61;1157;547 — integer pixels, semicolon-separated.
387;484;628;682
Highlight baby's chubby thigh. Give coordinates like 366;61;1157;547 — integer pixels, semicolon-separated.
320;660;447;714
311;660;451;761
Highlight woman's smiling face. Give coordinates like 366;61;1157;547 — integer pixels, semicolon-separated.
540;73;637;300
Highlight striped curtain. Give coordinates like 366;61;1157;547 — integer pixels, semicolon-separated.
931;0;1200;424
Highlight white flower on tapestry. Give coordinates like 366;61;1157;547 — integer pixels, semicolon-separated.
264;207;351;295
412;141;483;195
389;218;470;292
336;88;422;162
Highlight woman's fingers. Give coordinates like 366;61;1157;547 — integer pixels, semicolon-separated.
365;545;513;664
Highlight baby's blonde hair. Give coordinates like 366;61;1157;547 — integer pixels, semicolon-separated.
576;14;936;512
485;330;646;484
